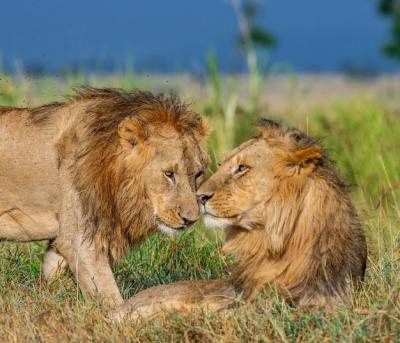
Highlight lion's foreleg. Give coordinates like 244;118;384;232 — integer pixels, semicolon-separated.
55;233;123;307
55;188;123;307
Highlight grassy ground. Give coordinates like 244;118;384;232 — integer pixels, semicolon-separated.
0;73;399;342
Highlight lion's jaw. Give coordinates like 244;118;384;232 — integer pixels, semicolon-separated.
201;197;267;231
202;214;232;229
156;222;182;236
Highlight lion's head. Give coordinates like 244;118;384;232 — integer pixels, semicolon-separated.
117;110;207;235
70;87;208;260
197;119;366;307
197;119;322;233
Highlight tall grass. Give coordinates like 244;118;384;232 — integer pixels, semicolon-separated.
204;53;264;170
0;71;399;342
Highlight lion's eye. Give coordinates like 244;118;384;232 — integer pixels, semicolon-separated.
164;171;175;182
235;164;249;175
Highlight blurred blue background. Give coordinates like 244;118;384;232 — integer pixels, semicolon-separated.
0;0;396;73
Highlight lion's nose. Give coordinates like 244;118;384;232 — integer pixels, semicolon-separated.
196;193;214;205
182;217;196;227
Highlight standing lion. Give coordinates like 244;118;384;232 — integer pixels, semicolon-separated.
114;119;367;320
0;87;208;306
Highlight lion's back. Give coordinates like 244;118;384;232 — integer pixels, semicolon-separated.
0;106;61;210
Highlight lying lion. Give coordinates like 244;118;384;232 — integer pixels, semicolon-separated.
0;87;208;306
114;119;367;320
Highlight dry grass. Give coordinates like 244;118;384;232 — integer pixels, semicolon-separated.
0;73;399;342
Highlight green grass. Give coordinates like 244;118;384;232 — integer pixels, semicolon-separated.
0;72;399;342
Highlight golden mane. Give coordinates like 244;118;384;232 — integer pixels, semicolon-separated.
222;120;367;307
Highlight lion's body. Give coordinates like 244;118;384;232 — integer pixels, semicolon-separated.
199;119;367;308
0;88;208;306
0;104;77;242
115;119;367;320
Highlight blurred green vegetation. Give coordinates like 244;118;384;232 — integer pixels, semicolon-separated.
379;0;400;61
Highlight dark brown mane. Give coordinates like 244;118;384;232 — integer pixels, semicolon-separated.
257;118;321;148
29;86;206;131
75;86;206;140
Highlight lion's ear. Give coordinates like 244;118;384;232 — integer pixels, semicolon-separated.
118;116;147;149
282;146;322;176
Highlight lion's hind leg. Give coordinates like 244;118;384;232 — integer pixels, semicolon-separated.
0;201;59;242
111;280;237;322
43;243;68;279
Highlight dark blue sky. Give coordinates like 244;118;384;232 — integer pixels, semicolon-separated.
0;0;397;73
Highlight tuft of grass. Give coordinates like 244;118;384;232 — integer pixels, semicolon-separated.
116;227;231;298
0;73;399;342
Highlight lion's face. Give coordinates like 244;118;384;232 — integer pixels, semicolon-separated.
197;120;322;230
197;138;275;230
143;134;206;235
118;116;207;236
